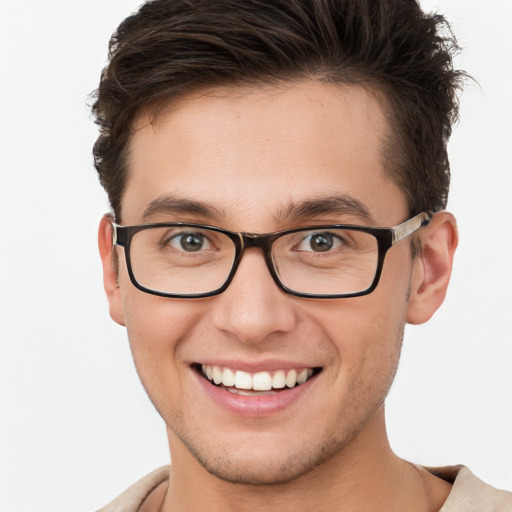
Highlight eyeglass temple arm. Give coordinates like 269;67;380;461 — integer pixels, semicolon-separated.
391;212;432;245
111;222;119;246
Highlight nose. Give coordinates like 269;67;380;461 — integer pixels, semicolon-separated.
210;248;297;345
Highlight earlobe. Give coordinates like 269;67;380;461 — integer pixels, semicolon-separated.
406;212;458;325
98;214;126;326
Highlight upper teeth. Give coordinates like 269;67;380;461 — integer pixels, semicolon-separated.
201;365;314;391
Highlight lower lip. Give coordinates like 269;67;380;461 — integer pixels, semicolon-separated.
194;370;317;417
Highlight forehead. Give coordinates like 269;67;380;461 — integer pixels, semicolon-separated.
123;80;407;228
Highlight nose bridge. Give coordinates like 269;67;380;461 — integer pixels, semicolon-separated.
211;234;296;344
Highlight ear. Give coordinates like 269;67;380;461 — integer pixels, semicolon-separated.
406;212;458;325
98;214;126;326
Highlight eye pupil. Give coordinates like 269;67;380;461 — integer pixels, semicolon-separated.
310;233;333;252
181;234;204;251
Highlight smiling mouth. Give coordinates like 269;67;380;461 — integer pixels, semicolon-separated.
195;364;322;395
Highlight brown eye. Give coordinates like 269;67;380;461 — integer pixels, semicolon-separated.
168;232;209;252
297;232;342;253
309;233;334;252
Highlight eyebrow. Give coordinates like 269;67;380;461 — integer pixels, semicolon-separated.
141;195;226;223
275;194;375;225
140;193;374;226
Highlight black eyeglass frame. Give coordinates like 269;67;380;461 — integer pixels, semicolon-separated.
112;211;432;299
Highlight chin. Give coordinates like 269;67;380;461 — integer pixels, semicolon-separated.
197;453;322;486
180;428;350;486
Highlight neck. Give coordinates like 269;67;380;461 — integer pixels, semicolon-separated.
154;408;451;512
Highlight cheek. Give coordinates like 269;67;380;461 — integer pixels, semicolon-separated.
117;254;202;353
311;271;409;387
355;288;409;384
120;290;201;392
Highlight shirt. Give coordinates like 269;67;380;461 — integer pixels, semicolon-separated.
97;465;512;511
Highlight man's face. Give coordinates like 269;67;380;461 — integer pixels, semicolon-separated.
108;81;417;484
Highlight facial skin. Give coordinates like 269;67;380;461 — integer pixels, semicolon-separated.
99;81;457;510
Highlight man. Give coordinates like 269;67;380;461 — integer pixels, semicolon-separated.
91;0;512;510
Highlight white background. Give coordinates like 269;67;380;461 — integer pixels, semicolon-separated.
0;1;511;510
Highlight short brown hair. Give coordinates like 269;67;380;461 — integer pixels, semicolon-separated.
91;0;465;221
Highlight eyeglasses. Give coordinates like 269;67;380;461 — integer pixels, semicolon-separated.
112;212;431;299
